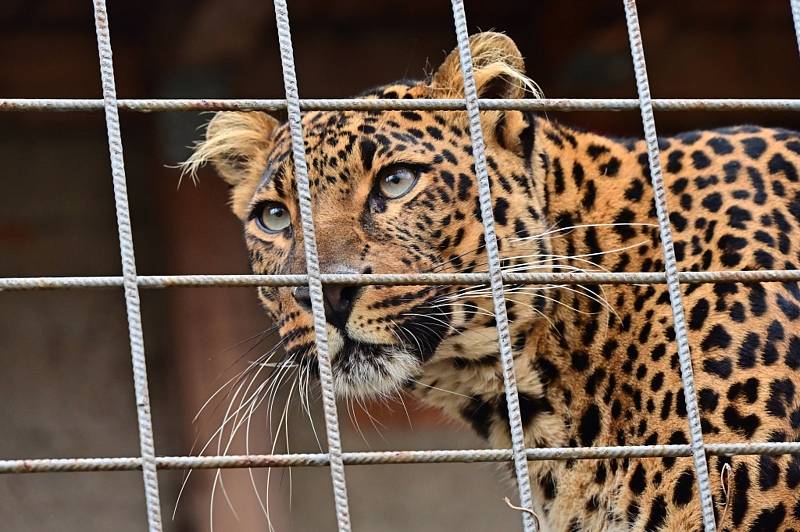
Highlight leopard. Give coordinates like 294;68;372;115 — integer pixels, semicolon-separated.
182;32;800;532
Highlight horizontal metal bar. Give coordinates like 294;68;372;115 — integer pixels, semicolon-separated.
2;269;800;291
3;441;799;474
1;98;799;113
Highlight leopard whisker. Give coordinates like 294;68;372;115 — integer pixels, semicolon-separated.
265;356;297;442
265;373;298;528
193;339;285;424
257;361;299;368
426;220;552;273
243;353;304;522
407;378;474;400
500;294;557;331
391;319;425;359
461;238;646;278
520;239;648;267
244;380;269;522
298;356;323;452
356;396;388;443
209;466;240;532
395;390;414;430
443;288;581;333
428;222;654;273
420;299;497;319
504;284;619;320
400;311;461;337
176;345;281;523
347;396;370;446
221;324;281;355
499;263;596;274
283;377;297;509
508;222;656;243
219;363;283;459
218;353;285;448
402;318;446;344
209;370;261;532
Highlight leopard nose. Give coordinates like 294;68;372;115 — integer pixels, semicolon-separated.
321;284;361;329
291;283;362;330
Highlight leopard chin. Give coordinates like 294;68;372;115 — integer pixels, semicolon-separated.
318;301;451;399
329;335;421;400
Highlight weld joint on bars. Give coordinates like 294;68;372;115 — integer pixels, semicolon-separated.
3;441;800;474
1;98;800;112
2;269;800;291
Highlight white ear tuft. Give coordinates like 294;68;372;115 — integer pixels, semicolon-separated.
180;111;279;187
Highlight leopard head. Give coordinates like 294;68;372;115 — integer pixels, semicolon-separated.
183;33;550;400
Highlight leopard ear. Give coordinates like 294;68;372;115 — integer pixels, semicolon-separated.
181;111;278;187
431;32;535;99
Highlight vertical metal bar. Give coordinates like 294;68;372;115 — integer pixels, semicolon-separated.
91;1;163;531
271;1;352;530
791;0;800;56
622;1;716;530
448;2;536;530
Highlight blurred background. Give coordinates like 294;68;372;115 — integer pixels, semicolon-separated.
1;1;800;530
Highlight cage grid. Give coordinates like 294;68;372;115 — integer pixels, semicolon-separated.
2;0;800;531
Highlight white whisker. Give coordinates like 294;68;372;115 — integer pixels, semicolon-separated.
408;378;474;400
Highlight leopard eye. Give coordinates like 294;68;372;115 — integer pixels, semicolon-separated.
256;201;291;233
378;166;418;199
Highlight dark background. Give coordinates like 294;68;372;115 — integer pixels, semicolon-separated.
2;1;799;530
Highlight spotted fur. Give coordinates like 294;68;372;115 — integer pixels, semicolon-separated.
184;33;800;532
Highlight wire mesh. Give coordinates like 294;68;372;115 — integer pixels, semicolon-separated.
3;1;800;531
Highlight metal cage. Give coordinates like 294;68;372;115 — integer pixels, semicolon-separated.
3;1;800;531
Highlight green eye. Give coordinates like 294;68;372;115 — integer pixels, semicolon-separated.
378;167;418;199
257;202;291;233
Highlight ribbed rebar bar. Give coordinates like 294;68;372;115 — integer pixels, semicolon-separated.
91;1;162;530
3;441;800;475
2;97;800;112
3;268;800;291
271;0;352;529
623;1;716;530
449;2;536;530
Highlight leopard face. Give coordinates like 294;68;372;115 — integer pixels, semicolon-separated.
185;33;547;399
